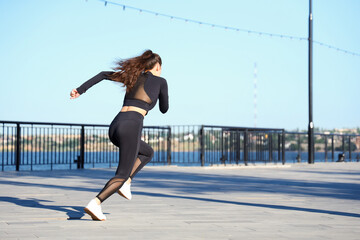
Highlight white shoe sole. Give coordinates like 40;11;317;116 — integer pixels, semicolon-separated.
118;189;131;200
84;207;106;221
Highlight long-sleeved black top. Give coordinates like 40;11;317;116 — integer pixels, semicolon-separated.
76;71;169;114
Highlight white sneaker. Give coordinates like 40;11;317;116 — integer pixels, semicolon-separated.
84;199;106;221
118;182;132;200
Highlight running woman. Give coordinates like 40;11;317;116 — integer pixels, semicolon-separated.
70;50;169;221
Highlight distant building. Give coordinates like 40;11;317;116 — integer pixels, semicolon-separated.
334;128;358;134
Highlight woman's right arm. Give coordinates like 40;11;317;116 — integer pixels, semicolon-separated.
158;78;169;113
75;71;115;95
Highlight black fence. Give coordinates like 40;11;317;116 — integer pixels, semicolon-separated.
0;121;170;171
170;125;285;166
169;126;360;165
1;121;359;171
284;132;360;163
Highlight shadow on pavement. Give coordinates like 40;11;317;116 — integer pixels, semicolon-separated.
134;191;360;219
0;196;85;220
1;166;360;220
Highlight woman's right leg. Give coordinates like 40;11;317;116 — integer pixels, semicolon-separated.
117;140;153;200
129;140;154;179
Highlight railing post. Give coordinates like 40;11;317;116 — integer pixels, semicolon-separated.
80;125;85;169
282;130;285;165
51;125;54;171
1;124;3;171
167;126;172;165
259;134;263;162
220;129;224;164
324;135;328;162
236;130;240;164
331;135;334;162
258;134;261;162
278;133;281;163
349;136;352;162
269;133;273;162
244;130;248;166
199;125;205;166
261;134;264;162
298;133;301;162
15;123;21;171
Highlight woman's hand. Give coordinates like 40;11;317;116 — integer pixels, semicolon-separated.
70;89;80;99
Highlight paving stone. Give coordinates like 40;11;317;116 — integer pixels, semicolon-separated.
0;162;359;239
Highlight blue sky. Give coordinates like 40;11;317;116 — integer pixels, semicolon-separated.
0;0;359;130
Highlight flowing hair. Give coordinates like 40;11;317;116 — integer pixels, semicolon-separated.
110;50;162;92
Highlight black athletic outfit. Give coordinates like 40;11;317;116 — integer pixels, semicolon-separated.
76;71;169;202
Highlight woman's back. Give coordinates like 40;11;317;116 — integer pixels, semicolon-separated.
123;72;168;113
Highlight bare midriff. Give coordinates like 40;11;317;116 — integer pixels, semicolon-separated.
121;106;147;117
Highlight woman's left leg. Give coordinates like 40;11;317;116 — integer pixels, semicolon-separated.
84;111;144;221
96;117;142;203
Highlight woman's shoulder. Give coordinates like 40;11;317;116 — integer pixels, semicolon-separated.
147;73;167;84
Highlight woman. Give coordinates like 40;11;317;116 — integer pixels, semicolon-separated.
70;50;169;221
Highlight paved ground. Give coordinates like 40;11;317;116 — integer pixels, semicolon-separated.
0;162;359;240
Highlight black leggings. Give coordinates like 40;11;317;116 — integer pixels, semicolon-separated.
96;111;154;202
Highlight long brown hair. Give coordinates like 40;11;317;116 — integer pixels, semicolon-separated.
110;50;162;92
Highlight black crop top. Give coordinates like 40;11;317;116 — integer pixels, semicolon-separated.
76;71;169;114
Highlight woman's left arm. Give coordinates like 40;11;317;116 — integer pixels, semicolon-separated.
76;71;115;95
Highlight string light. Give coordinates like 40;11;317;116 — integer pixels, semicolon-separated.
312;40;360;57
97;0;360;57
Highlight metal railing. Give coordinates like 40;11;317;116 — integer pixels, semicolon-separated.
170;125;285;166
1;121;359;171
284;132;360;163
203;126;286;166
0;121;170;171
169;126;360;165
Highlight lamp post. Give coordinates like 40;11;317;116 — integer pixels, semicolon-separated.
308;0;315;164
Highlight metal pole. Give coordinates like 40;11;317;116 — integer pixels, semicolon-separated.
349;136;352;162
282;130;285;165
80;126;85;169
236;130;240;164
308;0;315;164
278;133;281;163
244;130;248;166
298;133;301;162
331;135;334;162
221;129;224;164
324;135;328;162
15;123;21;171
200;125;205;166
167;127;172;165
269;134;273;163
254;63;257;128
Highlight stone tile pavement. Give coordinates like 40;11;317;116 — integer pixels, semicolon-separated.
0;162;359;239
